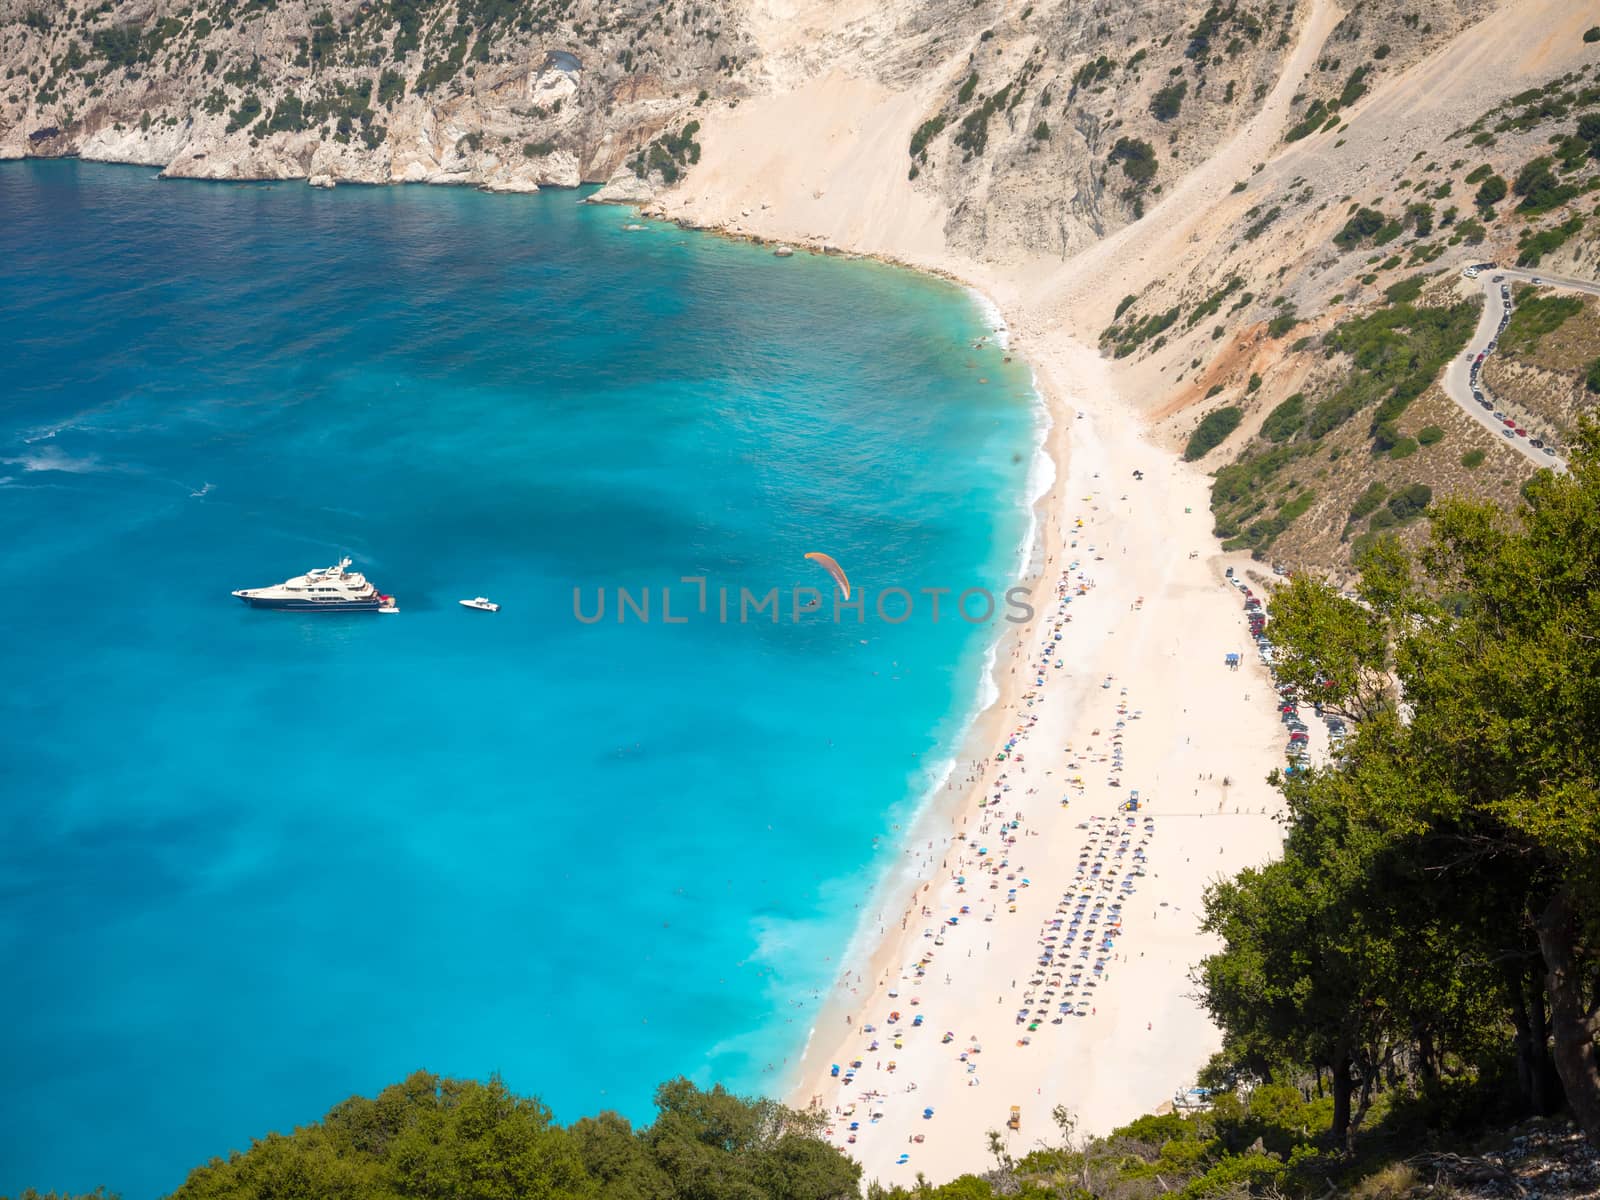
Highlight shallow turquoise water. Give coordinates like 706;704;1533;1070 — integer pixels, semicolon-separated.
0;161;1038;1197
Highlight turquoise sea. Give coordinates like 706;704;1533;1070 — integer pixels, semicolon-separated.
0;161;1039;1197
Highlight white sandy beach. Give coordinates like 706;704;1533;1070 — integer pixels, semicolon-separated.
784;339;1292;1184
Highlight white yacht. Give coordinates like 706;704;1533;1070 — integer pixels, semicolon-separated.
459;597;500;612
232;558;395;612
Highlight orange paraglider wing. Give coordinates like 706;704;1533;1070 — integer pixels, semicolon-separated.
804;551;851;600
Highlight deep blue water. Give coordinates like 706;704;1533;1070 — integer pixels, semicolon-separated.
0;161;1038;1197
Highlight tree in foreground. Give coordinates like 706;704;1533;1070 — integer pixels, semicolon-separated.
1200;423;1600;1151
167;1072;860;1200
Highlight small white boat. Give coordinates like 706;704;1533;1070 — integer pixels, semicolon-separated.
459;597;499;612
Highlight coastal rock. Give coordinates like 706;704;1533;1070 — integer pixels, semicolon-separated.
590;167;654;204
79;119;193;167
160;130;318;181
308;173;335;189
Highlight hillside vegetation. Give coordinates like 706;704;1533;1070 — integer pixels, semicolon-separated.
1123;52;1600;576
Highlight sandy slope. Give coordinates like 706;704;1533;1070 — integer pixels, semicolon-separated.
642;0;1599;1183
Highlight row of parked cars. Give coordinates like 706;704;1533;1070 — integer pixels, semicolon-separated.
1277;687;1347;767
1466;271;1560;457
1228;567;1348;768
1229;570;1273;668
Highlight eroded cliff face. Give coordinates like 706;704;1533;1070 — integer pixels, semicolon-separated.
658;0;1507;264
1;0;1501;227
0;0;754;189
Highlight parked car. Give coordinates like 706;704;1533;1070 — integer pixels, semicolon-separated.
1531;438;1545;449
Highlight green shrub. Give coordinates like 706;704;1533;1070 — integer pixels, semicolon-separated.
524;140;555;157
265;92;307;133
225;93;262;133
1585;25;1600;42
908;113;947;158
1308;395;1357;438
1266;308;1300;338
377;69;405;105
953;83;1014;157
1417;425;1445;446
1474;173;1507;209
1109;137;1158;187
1244;205;1282;241
1186;276;1242;328
1517;215;1584;267
1512;155;1580;214
1106;305;1181;357
1350;481;1389;519
1278;488;1315;524
1151;80;1187;121
1502;292;1584;353
1373;419;1406;452
92;23;142;69
1185;406;1244;460
1033;120;1050;140
1388;437;1419;459
1073;55;1114;88
1333;207;1386;249
1383;275;1425;305
631;121;702;183
1387;482;1433;519
1461;447;1486;468
1586;356;1600;393
1285;98;1329;142
1261;393;1305;441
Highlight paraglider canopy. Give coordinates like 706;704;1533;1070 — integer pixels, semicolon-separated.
803;551;851;599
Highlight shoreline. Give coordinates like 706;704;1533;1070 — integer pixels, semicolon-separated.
618;201;1295;1182
788;324;1292;1186
595;183;1293;1181
781;327;1070;1104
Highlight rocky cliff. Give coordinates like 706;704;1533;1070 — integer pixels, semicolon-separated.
0;0;754;189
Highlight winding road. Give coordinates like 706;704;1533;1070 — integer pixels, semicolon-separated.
1441;266;1598;473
